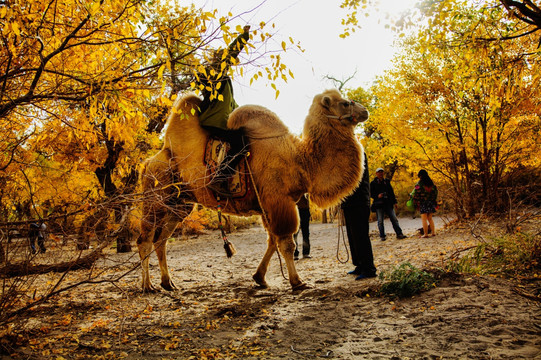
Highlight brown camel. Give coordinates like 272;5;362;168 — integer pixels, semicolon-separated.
138;89;369;292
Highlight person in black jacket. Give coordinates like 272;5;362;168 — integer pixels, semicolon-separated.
340;154;377;280
370;168;406;241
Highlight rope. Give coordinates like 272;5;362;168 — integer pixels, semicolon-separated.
246;133;288;141
216;196;236;258
336;209;350;264
244;152;288;280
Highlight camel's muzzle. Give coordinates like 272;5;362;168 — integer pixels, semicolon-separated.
350;107;369;124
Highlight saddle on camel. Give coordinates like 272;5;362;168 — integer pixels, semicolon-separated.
138;88;369;292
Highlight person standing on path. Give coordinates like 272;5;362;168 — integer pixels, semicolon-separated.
293;194;311;260
28;221;47;254
341;154;377;280
370;168;407;241
413;169;438;238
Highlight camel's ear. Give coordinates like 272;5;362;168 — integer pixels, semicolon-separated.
321;95;332;109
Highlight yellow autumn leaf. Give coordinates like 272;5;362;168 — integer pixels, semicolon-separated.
11;22;20;36
157;64;165;78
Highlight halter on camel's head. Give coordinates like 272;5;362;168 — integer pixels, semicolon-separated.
319;89;369;126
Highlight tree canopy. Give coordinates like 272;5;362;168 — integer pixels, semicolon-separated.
348;0;540;217
1;0;539;234
0;0;297;229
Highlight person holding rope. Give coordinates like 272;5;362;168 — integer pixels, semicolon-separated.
340;154;377;280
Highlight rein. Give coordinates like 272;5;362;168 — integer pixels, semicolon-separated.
244;152;288;280
335;209;350;264
247;133;288;141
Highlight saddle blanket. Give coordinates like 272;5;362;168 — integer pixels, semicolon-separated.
204;137;249;198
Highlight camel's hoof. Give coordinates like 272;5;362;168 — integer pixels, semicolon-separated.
292;282;311;292
161;281;178;291
142;285;159;293
252;274;268;289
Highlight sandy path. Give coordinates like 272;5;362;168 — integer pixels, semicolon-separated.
132;216;539;359
6;216;540;359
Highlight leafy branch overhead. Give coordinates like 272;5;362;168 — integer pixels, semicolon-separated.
0;0;297;226
340;0;541;48
345;0;540;218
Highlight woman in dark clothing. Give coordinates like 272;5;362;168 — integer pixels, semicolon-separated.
413;169;438;238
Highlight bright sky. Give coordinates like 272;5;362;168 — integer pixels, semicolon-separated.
191;0;418;134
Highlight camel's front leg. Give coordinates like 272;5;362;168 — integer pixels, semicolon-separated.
253;234;276;288
276;235;308;291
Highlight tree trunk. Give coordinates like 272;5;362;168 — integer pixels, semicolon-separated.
0;248;103;277
94;133;132;253
322;209;328;224
115;207;133;253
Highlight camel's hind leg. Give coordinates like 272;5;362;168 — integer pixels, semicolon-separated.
138;205;192;292
138;208;179;292
153;209;190;291
138;148;194;292
138;218;157;292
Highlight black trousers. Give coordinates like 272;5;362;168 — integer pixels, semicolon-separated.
29;235;46;253
342;205;376;275
294;208;311;256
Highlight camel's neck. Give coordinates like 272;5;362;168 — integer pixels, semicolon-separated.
299;126;363;208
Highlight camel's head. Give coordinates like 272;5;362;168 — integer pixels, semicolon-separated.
311;89;369;127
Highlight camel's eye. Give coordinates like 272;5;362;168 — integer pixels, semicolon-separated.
342;101;350;108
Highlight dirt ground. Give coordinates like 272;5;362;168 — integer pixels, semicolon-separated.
2;216;541;359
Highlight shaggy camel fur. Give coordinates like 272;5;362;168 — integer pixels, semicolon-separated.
138;89;369;291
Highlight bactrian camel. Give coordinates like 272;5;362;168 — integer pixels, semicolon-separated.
138;89;369;291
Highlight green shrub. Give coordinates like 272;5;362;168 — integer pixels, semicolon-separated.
378;262;437;298
446;232;541;277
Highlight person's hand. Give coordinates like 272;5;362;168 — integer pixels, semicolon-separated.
378;193;383;198
243;25;251;34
